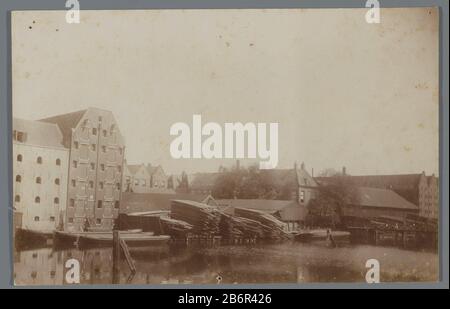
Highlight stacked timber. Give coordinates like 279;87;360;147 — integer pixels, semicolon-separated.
171;200;221;235
234;207;289;241
219;213;264;239
160;217;193;238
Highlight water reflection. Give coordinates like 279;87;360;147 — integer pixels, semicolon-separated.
14;243;439;285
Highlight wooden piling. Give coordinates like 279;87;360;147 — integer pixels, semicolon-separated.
112;230;120;284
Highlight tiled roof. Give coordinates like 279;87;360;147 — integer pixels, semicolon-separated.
315;174;422;205
352;187;419;210
39;109;87;147
13;118;66;149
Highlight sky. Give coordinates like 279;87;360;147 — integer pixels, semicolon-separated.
12;8;439;176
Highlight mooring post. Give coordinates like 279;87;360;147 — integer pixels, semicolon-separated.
112;230;120;284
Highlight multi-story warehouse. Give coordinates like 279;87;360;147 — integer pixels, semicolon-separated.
41;108;125;231
13;118;69;233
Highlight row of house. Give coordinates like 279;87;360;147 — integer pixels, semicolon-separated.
122;162;171;194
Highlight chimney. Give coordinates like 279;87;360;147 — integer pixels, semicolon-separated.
342;166;347;176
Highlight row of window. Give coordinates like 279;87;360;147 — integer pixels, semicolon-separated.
15;175;61;185
74;142;122;154
16;155;62;166
68;199;120;209
71;161;122;173
33;216;56;222
67;217;104;225
70;179;121;190
16;196;61;204
14;195;61;204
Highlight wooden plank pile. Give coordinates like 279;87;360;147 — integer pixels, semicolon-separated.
219;213;264;239
160;216;193;238
171;200;221;235
234;207;290;241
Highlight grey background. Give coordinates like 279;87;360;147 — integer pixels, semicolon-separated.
0;0;448;289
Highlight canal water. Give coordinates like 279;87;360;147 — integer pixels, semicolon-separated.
13;243;438;285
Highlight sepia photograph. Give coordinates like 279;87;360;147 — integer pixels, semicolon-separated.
11;7;440;286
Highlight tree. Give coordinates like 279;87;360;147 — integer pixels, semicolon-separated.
176;171;190;193
167;175;174;189
306;177;356;228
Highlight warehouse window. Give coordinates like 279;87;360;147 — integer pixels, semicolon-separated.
116;183;121;190
35;196;40;203
97;200;102;208
96;218;102;225
102;129;107;137
50;216;55;222
68;217;74;223
89;181;94;189
55;178;60;185
71;179;76;187
92;128;97;135
114;201;120;209
56;158;61;166
15;175;21;183
102;146;106;153
17;154;23;162
74;141;79;149
72;160;78;168
100;164;105;171
34;216;40;222
36;177;42;184
91;144;96;151
69;199;75;207
15;195;20;202
90;163;95;170
37;157;43;164
99;182;104;189
54;197;59;204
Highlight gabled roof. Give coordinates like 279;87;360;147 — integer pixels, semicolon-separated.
296;167;318;187
127;164;148;176
315;174;423;205
351;187;419;210
13;118;66;149
146;164;165;176
120;192;212;213
39;109;87;147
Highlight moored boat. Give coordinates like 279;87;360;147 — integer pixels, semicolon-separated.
77;233;170;249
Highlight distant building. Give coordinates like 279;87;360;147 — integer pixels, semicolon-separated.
315;169;439;219
342;186;419;220
41;108;125;231
122;163;151;193
122;163;172;193
13;118;69;232
146;164;169;191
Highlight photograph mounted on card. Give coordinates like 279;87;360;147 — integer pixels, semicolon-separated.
11;8;439;285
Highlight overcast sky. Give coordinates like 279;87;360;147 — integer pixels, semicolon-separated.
12;8;439;176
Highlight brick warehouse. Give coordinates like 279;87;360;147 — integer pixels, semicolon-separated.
41;108;125;231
